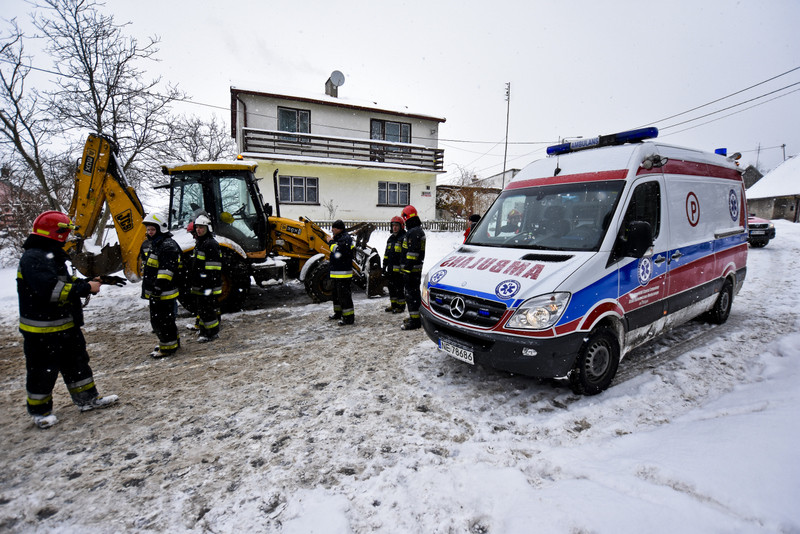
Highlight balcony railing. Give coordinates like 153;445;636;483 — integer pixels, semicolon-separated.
242;127;444;172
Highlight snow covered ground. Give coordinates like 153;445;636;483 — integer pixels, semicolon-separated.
0;225;798;533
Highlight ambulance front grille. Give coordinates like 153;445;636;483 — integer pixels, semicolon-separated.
428;288;507;328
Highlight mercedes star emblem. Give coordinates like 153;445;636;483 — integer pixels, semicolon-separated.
450;297;466;319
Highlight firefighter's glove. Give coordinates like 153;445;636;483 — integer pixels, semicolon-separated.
150;287;162;297
99;275;126;287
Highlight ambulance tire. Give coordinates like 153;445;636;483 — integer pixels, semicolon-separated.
706;278;733;325
569;327;620;396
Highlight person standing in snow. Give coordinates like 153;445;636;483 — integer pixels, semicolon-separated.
383;216;406;314
17;211;119;429
140;213;182;358
189;215;222;342
464;214;481;242
327;220;355;326
400;205;426;331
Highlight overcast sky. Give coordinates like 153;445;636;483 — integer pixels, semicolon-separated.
5;0;800;181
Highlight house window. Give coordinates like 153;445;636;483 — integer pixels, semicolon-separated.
278;107;310;142
371;119;411;143
378;181;410;206
279;176;318;204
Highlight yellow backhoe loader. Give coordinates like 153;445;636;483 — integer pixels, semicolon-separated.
66;133;383;311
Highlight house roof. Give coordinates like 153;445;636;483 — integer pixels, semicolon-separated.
230;86;446;123
747;154;800;199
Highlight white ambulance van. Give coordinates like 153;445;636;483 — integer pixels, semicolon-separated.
420;128;747;395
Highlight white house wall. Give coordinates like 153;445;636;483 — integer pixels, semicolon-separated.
252;161;437;222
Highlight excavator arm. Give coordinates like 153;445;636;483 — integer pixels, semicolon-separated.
66;133;147;282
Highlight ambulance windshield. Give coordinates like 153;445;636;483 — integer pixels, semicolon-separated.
466;181;624;251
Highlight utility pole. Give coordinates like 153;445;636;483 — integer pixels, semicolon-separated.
782;143;786;161
502;82;511;188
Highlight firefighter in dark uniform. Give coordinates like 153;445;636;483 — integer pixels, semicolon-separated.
383;215;407;313
17;211;119;429
140;213;182;358
190;215;222;342
400;205;426;330
327;219;355;326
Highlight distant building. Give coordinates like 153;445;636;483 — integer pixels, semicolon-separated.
230;75;445;221
746;155;800;222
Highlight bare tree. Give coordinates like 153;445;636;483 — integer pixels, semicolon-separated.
33;0;184;182
0;20;60;210
322;198;338;220
155;114;236;163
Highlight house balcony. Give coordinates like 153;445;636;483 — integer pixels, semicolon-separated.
241;127;444;172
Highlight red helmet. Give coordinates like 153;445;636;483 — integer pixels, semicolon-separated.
390;216;404;227
401;205;418;221
31;211;75;243
187;222;195;234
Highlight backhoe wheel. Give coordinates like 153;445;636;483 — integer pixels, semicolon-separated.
219;250;250;313
706;278;733;325
305;260;333;303
569;327;620;396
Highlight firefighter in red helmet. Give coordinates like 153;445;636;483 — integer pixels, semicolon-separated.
383;215;407;313
17;211;118;429
400;205;426;330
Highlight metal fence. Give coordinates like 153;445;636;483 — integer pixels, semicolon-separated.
316;220;467;232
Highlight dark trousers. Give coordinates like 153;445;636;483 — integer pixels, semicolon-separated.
150;298;179;352
23;329;98;416
196;293;220;337
332;278;354;321
404;273;422;320
387;271;406;309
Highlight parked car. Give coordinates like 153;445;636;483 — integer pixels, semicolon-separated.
747;215;776;248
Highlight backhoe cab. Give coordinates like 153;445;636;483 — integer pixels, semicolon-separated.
162;161;383;311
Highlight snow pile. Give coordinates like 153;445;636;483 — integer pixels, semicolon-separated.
0;226;798;533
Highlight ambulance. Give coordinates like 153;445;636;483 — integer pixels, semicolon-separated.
420;128;747;395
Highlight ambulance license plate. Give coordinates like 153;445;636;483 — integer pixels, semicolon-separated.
439;338;474;365
750;230;765;235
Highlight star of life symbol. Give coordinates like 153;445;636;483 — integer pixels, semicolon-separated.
728;189;739;222
495;279;521;300
637;257;653;287
429;269;447;285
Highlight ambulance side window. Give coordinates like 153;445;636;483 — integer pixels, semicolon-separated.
609;181;660;265
622;181;660;239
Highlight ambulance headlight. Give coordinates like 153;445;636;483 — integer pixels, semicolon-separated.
421;272;430;305
506;293;570;330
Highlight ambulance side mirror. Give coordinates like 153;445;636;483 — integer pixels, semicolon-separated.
609;220;654;266
624;221;654;258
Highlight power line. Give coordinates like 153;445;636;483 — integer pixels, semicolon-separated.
639;66;800;127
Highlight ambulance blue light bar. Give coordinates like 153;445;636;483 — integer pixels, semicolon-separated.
546;127;659;156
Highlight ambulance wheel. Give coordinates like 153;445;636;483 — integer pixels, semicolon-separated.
305;260;333;303
706;278;733;324
569;327;620;396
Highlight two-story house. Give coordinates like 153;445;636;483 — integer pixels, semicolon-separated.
230;76;446;222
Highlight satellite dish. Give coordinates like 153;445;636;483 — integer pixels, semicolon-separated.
330;70;345;87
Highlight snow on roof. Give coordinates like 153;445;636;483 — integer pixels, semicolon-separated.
230;85;446;123
747;154;800;199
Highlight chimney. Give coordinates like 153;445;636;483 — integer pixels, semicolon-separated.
325;70;345;98
325;78;338;98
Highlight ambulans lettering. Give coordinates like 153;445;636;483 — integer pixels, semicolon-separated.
438;256;545;280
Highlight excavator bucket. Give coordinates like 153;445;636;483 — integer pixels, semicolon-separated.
68;242;124;278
